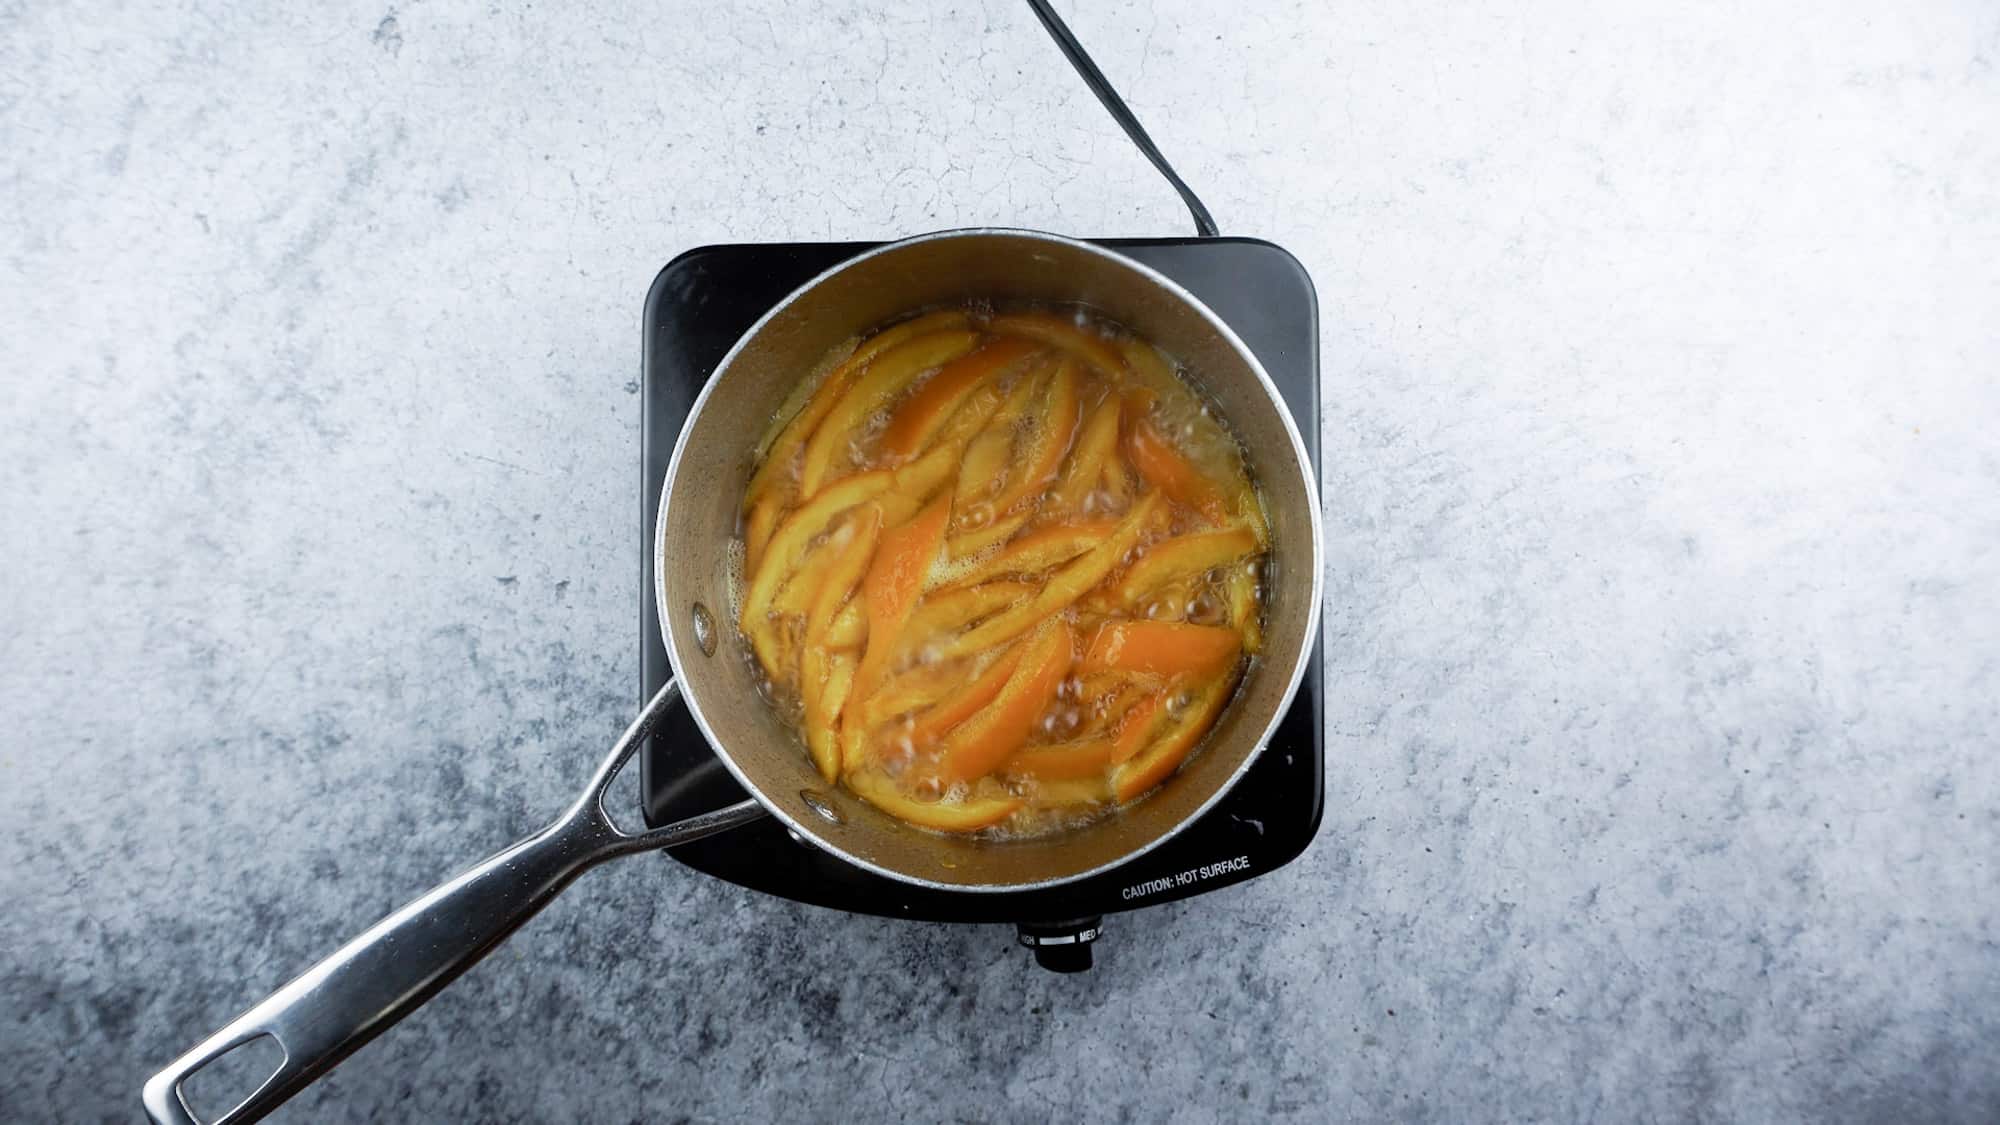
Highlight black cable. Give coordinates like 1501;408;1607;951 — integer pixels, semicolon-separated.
1024;0;1220;237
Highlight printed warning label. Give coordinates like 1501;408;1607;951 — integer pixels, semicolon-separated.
1120;855;1251;901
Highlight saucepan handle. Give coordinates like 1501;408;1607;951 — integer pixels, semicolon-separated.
141;679;768;1125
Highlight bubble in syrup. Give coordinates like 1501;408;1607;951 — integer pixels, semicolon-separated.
1185;591;1227;626
1167;691;1195;717
883;738;916;777
910;776;943;803
1056;675;1083;702
1049;705;1082;737
962;501;993;530
1144;598;1175;621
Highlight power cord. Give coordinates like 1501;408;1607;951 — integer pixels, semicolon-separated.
1025;0;1220;238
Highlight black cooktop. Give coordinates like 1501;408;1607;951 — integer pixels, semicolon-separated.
640;236;1322;969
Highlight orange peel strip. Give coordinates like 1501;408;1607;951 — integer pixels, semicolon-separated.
937;520;1116;592
985;358;1081;516
802;648;856;781
1112;683;1232;802
934;620;1074;784
989;312;1129;379
884;381;1008;508
845;771;1022;833
1125;415;1232;526
1053;393;1121;512
899;581;1035;652
1114;527;1259;607
747;310;967;506
1110;693;1169;764
879;337;1039;461
739;469;894;641
806;505;883;645
937;492;1161;658
1079;620;1242;682
952;366;1046;517
824;600;866;650
1226;564;1262;654
1028;776;1115;808
903;645;1027;747
1002;736;1116;782
945;510;1032;560
799;329;979;498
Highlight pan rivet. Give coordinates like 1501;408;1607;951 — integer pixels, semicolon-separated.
800;790;844;825
690;602;717;656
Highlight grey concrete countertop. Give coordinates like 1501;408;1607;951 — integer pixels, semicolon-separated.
4;1;1996;1121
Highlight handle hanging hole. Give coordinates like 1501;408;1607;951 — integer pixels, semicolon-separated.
179;1032;287;1124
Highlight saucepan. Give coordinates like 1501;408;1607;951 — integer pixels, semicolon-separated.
142;228;1324;1124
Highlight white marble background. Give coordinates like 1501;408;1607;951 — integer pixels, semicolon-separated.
4;0;1996;1121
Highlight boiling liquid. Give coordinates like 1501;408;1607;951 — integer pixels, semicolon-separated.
735;305;1268;837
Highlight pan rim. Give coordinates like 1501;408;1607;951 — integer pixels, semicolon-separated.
653;226;1325;893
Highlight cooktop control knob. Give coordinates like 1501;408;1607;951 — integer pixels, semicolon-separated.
1016;917;1103;973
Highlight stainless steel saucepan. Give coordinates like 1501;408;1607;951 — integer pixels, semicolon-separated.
143;228;1324;1124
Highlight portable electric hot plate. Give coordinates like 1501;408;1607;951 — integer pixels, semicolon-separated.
640;236;1323;971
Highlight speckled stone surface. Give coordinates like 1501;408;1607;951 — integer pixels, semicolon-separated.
4;1;1997;1121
